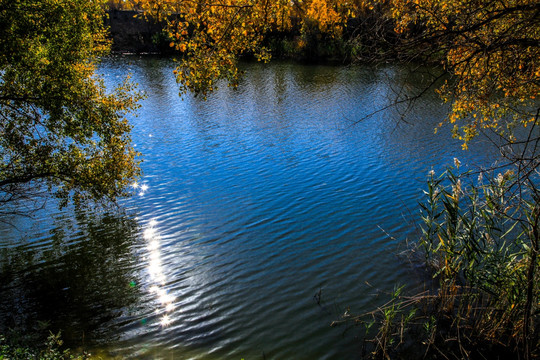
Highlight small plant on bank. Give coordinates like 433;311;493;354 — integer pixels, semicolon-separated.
0;332;91;360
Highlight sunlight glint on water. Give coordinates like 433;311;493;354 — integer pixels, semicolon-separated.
143;219;176;327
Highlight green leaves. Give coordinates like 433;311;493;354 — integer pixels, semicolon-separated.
0;0;141;210
419;162;539;344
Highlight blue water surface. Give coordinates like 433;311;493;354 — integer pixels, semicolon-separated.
0;57;501;359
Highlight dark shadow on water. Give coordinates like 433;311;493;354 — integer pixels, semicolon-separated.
0;206;142;348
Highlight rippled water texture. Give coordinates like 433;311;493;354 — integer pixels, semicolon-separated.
0;58;501;359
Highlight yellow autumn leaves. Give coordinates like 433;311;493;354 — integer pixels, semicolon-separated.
389;0;539;145
130;0;538;146
132;0;353;95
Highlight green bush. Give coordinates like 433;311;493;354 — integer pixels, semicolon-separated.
0;332;90;360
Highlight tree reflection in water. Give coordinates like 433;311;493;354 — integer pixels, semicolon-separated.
0;206;142;348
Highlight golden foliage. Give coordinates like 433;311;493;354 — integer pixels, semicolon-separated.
389;0;540;144
133;0;539;146
133;0;355;95
132;0;539;146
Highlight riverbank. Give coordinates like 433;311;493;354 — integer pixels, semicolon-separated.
104;9;398;63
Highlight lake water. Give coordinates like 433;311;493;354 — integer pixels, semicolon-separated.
0;57;501;359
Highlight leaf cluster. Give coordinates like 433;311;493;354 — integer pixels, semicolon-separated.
132;0;357;96
389;0;540;146
0;0;142;211
0;332;90;360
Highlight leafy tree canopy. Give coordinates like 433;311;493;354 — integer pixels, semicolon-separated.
389;0;540;146
132;0;364;95
0;0;141;211
3;0;536;211
134;0;539;148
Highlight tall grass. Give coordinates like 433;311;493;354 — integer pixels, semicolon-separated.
336;161;540;359
418;162;539;356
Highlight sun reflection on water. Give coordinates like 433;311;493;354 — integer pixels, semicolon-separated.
143;219;175;327
132;181;149;197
